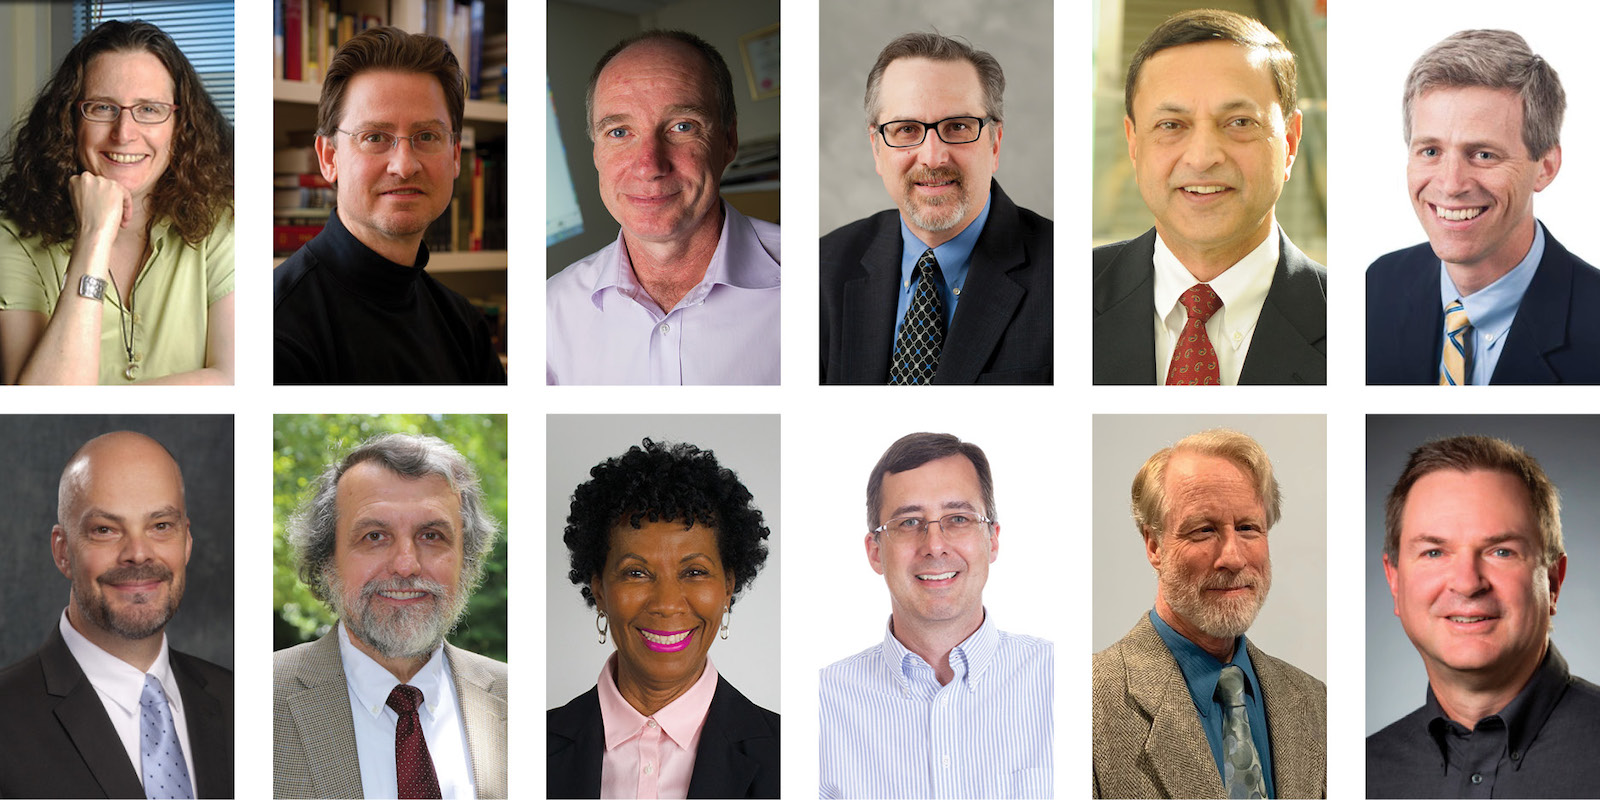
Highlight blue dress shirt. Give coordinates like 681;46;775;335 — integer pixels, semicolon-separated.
1150;609;1276;798
889;197;993;356
1437;220;1544;385
819;611;1053;799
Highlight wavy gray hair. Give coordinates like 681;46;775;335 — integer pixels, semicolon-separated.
287;433;500;607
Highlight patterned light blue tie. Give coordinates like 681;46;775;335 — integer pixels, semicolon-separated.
1440;298;1472;386
140;674;194;800
1215;665;1266;799
888;248;946;385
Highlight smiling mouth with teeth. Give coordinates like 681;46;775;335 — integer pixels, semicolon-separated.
1447;615;1494;623
104;153;147;164
377;590;430;600
640;629;692;645
1183;186;1228;194
1435;206;1485;221
917;571;957;581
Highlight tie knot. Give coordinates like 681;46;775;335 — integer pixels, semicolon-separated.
916;248;940;276
140;674;168;708
1445;298;1471;327
387;684;425;715
1180;283;1223;322
1215;665;1247;707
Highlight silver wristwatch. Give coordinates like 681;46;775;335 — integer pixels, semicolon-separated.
78;274;107;300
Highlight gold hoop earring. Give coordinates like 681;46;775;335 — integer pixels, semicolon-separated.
596;611;608;645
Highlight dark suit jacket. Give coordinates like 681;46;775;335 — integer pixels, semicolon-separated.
547;675;780;799
1366;226;1600;384
0;626;233;799
819;180;1053;384
1093;228;1327;385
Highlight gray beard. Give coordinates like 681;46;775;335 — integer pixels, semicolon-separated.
1158;558;1272;641
328;573;468;660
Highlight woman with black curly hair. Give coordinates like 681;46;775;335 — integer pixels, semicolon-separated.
0;19;233;384
550;438;779;799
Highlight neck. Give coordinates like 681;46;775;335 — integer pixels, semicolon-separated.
622;206;725;312
889;607;985;686
1428;639;1547;729
613;655;706;717
346;625;433;684
1162;217;1274;284
338;206;424;267
67;600;162;673
1154;596;1236;662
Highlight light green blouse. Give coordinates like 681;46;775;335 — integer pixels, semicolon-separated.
0;214;234;383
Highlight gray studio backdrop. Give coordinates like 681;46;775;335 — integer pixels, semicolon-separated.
546;415;781;712
1366;416;1600;734
1092;414;1327;680
819;0;1054;235
0;415;234;669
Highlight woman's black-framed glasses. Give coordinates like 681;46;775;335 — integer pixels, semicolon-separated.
78;101;177;125
875;116;989;148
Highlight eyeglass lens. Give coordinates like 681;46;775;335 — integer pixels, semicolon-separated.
880;117;983;148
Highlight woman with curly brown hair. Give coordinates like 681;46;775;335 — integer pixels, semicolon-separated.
0;20;234;384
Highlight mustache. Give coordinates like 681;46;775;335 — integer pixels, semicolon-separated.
98;562;173;585
904;166;963;188
1199;570;1260;591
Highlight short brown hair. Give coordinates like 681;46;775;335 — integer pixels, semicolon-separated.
1403;30;1564;159
1131;429;1282;539
865;433;995;531
864;32;1005;129
1124;9;1298;123
1383;435;1563;566
317;26;465;140
584;30;736;142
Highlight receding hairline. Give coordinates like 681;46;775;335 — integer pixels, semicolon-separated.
57;432;186;527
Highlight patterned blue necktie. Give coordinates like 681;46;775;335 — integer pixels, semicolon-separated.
888;248;946;385
1215;665;1266;799
140;674;194;800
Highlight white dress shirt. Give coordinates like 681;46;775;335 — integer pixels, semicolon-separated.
338;623;477;799
1152;229;1279;385
57;610;197;791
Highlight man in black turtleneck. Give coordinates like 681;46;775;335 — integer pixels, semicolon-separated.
273;27;505;385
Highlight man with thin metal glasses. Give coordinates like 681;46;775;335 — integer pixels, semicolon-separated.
819;432;1053;798
820;33;1053;385
274;27;506;384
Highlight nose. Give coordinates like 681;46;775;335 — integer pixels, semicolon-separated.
1214;529;1248;572
913;131;953;169
385;137;422;179
1434;152;1472;196
388;536;422;577
919;521;953;556
647;573;690;613
109;109;137;142
632;132;673;179
1181;124;1226;173
118;529;152;563
1447;551;1491;596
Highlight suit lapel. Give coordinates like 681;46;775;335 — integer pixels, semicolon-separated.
1249;642;1325;800
1122;617;1225;799
546;687;604;799
1392;246;1447;383
446;645;507;799
1492;231;1574;383
1092;230;1160;383
39;629;145;798
1238;232;1327;385
686;677;766;799
284;633;364;799
938;184;1027;384
839;216;901;383
173;653;230;799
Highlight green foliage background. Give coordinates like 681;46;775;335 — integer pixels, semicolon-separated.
272;414;508;661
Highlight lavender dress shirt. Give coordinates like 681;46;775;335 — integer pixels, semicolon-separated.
546;202;780;385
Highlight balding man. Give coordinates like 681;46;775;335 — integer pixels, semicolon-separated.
0;432;232;799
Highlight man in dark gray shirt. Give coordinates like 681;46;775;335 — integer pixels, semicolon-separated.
1370;435;1600;798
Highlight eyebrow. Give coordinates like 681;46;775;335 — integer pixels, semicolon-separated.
349;516;455;532
80;505;184;525
1409;532;1527;548
1409;135;1509;151
1153;99;1262;116
347;119;450;132
886;499;978;519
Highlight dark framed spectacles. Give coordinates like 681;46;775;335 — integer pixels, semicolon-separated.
872;511;993;542
335;128;455;156
78;101;177;125
874;116;989;148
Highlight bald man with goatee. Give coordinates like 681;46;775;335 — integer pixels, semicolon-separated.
0;432;233;799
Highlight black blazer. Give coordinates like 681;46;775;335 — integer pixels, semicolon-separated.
1093;227;1327;385
819;180;1053;384
0;626;233;799
1366;225;1600;384
547;675;780;799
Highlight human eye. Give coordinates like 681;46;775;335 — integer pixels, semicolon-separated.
1472;150;1497;161
670;120;698;133
89;524;116;537
88;101;116;114
415;130;445;144
944;513;974;527
135;104;162;116
1418;146;1439;158
621;566;649;579
1421;548;1443;558
603;126;629;139
362;529;386;542
357;131;390;145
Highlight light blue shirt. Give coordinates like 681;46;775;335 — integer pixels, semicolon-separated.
1150;609;1276;798
818;612;1053;799
1438;220;1545;385
890;196;993;352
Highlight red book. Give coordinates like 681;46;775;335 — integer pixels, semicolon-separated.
274;224;323;254
284;0;303;81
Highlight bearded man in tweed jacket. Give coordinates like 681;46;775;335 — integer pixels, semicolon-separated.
273;434;507;799
1092;430;1325;799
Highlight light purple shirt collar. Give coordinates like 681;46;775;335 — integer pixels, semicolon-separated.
586;201;780;315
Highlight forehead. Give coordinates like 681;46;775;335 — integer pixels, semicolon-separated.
1409;85;1525;147
1400;468;1537;540
1133;40;1279;114
879;454;983;514
83;50;174;97
341;70;449;125
1164;450;1261;515
594;39;717;111
606;520;722;563
335;461;461;527
876;57;983;119
75;452;184;509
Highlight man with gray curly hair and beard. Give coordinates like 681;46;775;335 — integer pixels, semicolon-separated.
1092;429;1325;799
273;433;506;799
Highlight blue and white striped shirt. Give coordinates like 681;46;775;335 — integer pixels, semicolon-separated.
818;613;1054;799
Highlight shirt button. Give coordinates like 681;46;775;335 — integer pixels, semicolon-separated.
1511;750;1521;761
643;762;654;775
660;323;670;335
942;754;950;768
646;719;657;728
940;695;949;707
1471;773;1483;785
1232;331;1242;342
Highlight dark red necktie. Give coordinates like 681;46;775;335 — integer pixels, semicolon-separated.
1165;283;1224;385
387;684;443;799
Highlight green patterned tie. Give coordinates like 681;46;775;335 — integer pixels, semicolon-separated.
1215;665;1267;799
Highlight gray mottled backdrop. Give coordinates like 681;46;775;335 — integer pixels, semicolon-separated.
1366;416;1600;734
819;0;1054;235
0;415;234;669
